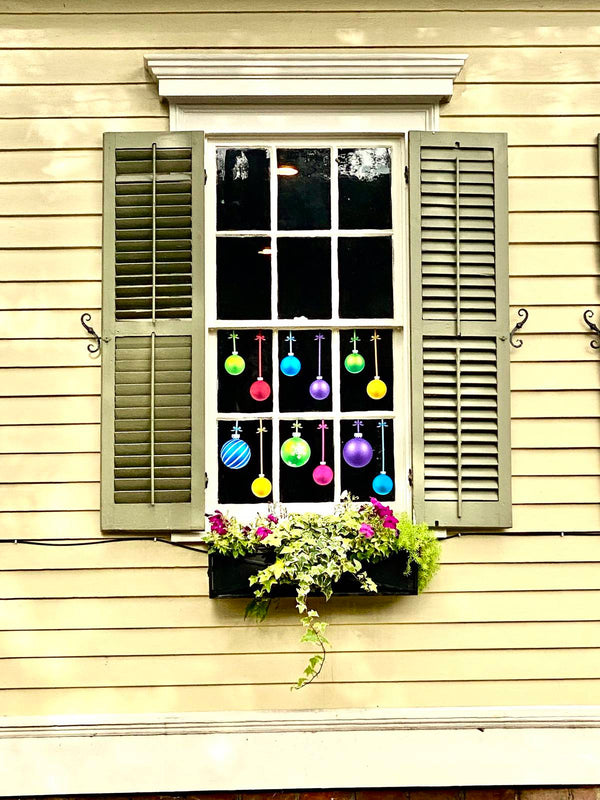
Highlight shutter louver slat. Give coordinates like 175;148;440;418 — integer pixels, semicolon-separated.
102;131;204;532
409;131;511;529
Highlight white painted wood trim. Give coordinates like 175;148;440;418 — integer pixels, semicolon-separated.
1;707;600;795
145;52;467;105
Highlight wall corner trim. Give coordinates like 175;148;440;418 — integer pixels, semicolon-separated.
144;52;468;105
2;706;600;795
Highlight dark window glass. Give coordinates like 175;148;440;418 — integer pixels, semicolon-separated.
217;329;273;414
217;237;271;320
278;330;332;413
279;419;334;503
340;418;395;502
338;147;392;230
217;148;270;231
338;237;393;318
339;329;393;412
218;420;272;503
277;149;330;230
278;237;331;319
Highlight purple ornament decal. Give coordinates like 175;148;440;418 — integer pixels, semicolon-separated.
343;420;373;468
309;333;330;400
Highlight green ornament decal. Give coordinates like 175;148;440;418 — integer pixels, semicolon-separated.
280;423;311;468
344;352;365;374
224;353;245;376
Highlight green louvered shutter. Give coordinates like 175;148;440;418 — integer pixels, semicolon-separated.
409;131;511;529
101;131;204;531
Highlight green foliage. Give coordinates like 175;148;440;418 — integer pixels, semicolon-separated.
201;498;440;688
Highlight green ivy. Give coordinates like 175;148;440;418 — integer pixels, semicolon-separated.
202;497;441;688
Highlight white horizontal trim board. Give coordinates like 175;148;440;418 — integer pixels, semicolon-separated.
0;707;599;795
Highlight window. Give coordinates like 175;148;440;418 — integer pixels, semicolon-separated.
100;92;511;532
205;138;408;514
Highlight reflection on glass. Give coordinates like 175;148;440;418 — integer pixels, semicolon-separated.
278;238;331;319
217;237;271;320
338;148;392;230
217;148;270;231
338;237;393;318
277;148;331;230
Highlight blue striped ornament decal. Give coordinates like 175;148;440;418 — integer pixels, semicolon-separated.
220;437;251;469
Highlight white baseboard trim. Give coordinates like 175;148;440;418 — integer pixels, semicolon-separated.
1;707;600;795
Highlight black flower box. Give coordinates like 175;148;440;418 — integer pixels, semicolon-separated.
208;550;419;598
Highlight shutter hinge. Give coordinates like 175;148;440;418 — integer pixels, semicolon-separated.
404;165;409;184
408;468;413;487
204;169;207;186
205;472;208;488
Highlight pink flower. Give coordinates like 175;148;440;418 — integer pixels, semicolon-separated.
382;516;398;530
208;511;227;535
360;523;375;539
267;514;279;524
255;526;272;541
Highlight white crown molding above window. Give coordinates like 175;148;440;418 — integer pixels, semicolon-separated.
144;52;468;105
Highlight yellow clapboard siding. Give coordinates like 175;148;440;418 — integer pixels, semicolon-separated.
510;276;600;305
444;83;600;117
1;561;598;599
0;281;100;310
0;183;101;215
509;212;598;244
0;424;99;453
0;310;102;339
510;244;600;277
0;367;100;397
0;340;101;368
510;305;600;334
509;146;598;178
511;362;600;391
0;117;168;149
441;533;600;563
0;396;100;425
0;453;100;483
0;249;100;281
0;591;598;631
0;84;163;119
512;418;600;448
0;678;597;715
1;679;598;716
0;149;102;182
0;511;101;538
512;503;600;531
511;391;600;418
513;447;600;476
510;335;594;363
1;647;599;689
4;45;600;86
509;178;598;212
0;217;101;249
441;115;600;146
0;483;99;512
512;476;600;505
2;11;600;48
1;621;598;659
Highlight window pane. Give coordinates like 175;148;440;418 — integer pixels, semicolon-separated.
340;418;395;502
338;237;393;318
338;147;392;230
277;148;331;230
278;330;332;413
218;420;272;503
217;237;271;320
279;419;334;502
278;237;331;319
217;329;273;414
217;148;270;231
339;329;394;412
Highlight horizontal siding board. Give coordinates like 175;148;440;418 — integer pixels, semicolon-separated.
0;117;168;150
512;448;600;476
510;336;597;363
510;244;600;277
512;418;600;448
0;311;103;339
509;212;598;244
509;305;600;334
0;249;100;281
0;453;100;483
0;397;100;425
509;177;598;212
0;340;102;369
1;621;598;659
0;367;100;396
441;116;600;146
511;476;600;505
2;12;600;48
510;362;600;390
511;390;600;418
0;424;99;453
0;84;163;118
510;276;600;305
509;146;598;179
512;504;600;531
0;150;102;183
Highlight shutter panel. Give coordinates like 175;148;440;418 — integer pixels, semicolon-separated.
409;131;511;529
101;131;204;531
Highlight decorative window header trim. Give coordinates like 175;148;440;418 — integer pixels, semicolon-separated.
144;52;468;105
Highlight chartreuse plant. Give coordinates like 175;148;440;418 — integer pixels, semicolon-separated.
201;497;440;689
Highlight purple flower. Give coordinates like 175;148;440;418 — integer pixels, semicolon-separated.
370;497;393;519
382;516;399;530
359;523;374;539
208;511;227;535
267;514;279;525
255;526;272;541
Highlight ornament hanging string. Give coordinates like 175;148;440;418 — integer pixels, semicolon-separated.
316;332;324;378
256;332;265;378
351;330;359;354
230;331;239;354
319;420;327;462
378;419;387;472
286;331;295;356
258;419;266;475
371;330;380;377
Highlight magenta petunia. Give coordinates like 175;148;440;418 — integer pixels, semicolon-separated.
267;514;279;524
382;516;398;530
255;526;272;541
359;523;375;539
208;511;227;535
